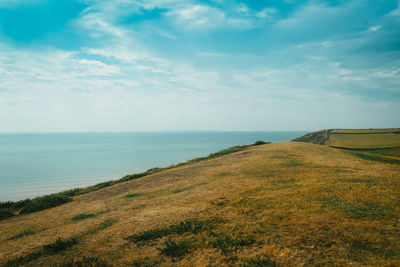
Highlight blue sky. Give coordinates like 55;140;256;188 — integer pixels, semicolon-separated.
0;0;399;132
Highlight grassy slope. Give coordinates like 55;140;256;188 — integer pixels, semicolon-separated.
1;142;400;266
0;144;254;221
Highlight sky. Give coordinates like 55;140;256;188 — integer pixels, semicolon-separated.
0;0;399;132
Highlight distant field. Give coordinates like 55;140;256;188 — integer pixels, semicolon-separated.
293;128;400;164
326;133;400;149
331;129;400;134
364;147;400;157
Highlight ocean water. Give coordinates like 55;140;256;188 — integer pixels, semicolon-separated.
0;131;306;201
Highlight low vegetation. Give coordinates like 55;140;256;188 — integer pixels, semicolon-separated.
62;256;108;267
72;213;96;221
209;233;255;254
126;218;222;244
158;239;192;258
7;230;35;241
241;255;278;267
6;237;78;266
0;192;74;220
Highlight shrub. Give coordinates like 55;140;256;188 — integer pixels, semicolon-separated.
0;209;14;220
158;239;191;258
253;141;270;146
18;193;72;214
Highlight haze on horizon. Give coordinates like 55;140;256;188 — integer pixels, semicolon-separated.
0;0;399;133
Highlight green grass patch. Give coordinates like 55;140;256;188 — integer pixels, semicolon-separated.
7;230;35;241
131;256;164;267
125;193;144;198
344;178;374;184
6;237;78;266
241;255;279;267
61;256;109;267
72;213;96;221
345;237;398;261
126;218;222;244
126;228;171;244
132;204;146;210
97;219;117;231
171;186;194;194
209;233;255;254
285;160;304;167
334;168;350;173
218;172;232;177
319;198;393;219
158;238;192;258
350;151;400;165
42;237;78;254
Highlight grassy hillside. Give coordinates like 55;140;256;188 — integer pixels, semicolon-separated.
1;141;400;266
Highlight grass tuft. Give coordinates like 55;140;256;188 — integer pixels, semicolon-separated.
61;256;108;267
126;228;171;244
42;237;78;254
158;238;191;258
126;218;222;244
6;236;79;266
210;233;255;254
131;256;164;266
241;255;279;267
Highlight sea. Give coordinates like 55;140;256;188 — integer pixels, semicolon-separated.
0;131;306;202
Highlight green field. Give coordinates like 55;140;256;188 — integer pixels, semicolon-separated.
294;128;400;165
326;133;400;149
330;129;400;134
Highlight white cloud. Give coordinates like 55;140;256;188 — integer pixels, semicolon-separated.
255;8;276;19
368;25;382;32
166;4;253;30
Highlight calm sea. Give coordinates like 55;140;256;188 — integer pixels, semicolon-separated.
0;131;306;201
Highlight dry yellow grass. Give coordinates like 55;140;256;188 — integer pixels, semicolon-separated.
326;133;400;149
1;142;400;266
